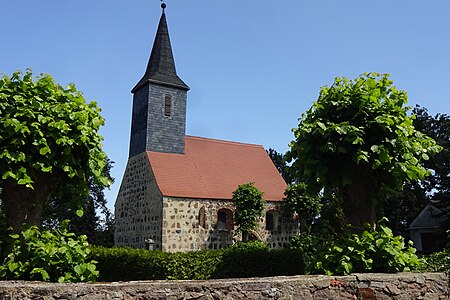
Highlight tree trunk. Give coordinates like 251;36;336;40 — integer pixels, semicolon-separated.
2;173;54;233
342;166;376;229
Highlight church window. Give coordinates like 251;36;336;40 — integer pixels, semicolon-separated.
265;210;278;231
199;206;206;228
217;208;233;231
164;95;172;117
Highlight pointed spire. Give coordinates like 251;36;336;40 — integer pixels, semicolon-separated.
132;3;189;92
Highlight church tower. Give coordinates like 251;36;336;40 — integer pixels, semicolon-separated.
129;3;189;157
115;3;294;250
115;3;189;249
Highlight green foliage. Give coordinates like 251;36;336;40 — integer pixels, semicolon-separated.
288;233;317;271
307;221;421;275
266;148;293;184
42;158;115;247
384;106;450;238
91;243;304;281
0;221;98;282
284;183;322;217
313;193;347;237
215;241;304;278
232;182;265;233
420;250;450;273
287;72;442;226
420;249;450;290
225;240;269;251
284;183;321;232
0;69;110;189
289;233;316;255
0;69;110;233
91;246;221;281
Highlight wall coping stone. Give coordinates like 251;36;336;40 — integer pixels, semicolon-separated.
0;273;447;300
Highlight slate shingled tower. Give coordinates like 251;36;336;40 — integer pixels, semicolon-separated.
129;5;189;157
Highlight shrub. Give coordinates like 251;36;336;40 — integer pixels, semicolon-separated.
91;247;223;281
289;233;317;266
91;241;304;281
307;222;421;275
214;241;304;278
421;249;450;274
164;250;223;280
232;183;265;241
90;246;169;281
0;221;98;282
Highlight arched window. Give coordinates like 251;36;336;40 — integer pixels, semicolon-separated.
199;206;206;228
164;95;172;117
217;208;234;231
265;210;278;231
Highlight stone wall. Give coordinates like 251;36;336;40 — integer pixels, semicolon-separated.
0;273;446;299
114;154;298;251
162;197;299;252
115;153;163;249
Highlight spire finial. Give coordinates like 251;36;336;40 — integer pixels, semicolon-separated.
161;0;166;12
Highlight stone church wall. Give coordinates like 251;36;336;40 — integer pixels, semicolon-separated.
115;153;163;249
162;197;299;252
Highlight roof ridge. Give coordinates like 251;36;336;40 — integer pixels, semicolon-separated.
186;135;263;148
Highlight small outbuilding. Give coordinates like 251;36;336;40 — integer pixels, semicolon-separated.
409;204;448;254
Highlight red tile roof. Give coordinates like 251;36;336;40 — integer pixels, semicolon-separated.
147;136;287;201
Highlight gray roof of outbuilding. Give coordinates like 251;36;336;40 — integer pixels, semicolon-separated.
409;204;448;230
132;11;189;92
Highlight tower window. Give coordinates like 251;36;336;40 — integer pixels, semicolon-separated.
164;95;172;117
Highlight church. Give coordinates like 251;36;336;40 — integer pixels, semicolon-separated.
114;3;298;252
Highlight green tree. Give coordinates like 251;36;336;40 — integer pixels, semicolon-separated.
232;183;265;242
0;70;110;233
42;158;115;247
266;148;293;184
287;73;441;228
383;106;450;237
284;183;321;232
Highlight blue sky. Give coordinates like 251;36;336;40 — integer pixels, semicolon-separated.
1;1;449;212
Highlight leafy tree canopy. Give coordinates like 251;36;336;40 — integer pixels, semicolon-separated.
266;148;293;184
383;106;450;237
232;182;265;241
284;183;321;232
0;69;110;232
42;158;115;247
287;73;442;227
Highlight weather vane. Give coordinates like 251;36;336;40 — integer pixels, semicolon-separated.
161;0;166;12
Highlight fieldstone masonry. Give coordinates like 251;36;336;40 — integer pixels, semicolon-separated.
115;154;299;251
115;153;163;249
162;198;298;252
0;273;447;299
